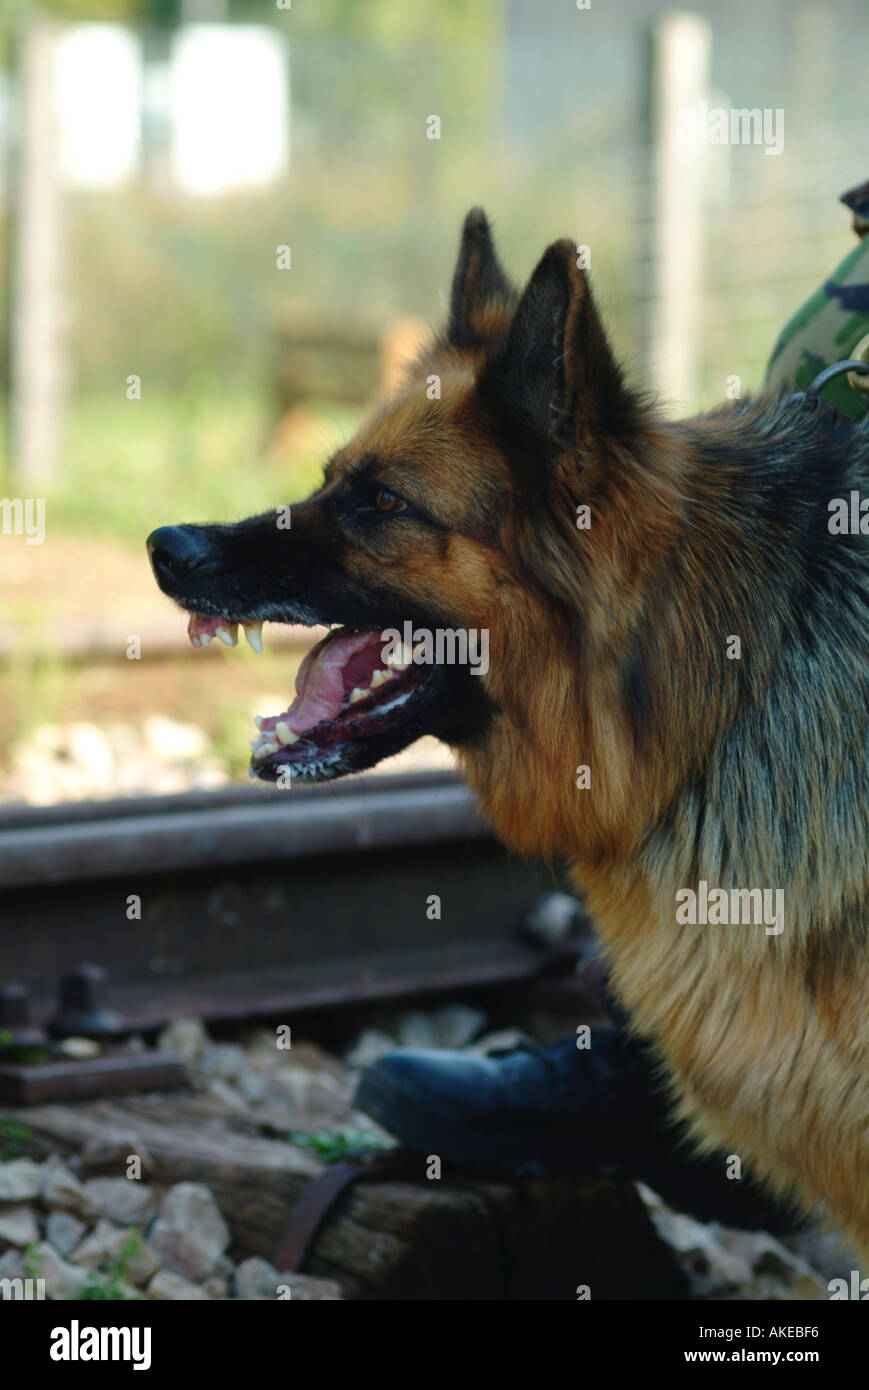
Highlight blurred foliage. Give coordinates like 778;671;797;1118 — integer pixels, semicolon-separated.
0;1;637;556
2;0;494;39
287;1127;394;1163
77;1230;146;1300
0;388;359;545
0;0;849;559
0;1117;29;1160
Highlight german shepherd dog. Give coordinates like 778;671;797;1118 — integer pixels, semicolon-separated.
148;209;869;1265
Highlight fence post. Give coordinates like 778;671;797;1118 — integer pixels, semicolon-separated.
10;16;65;488
645;11;711;412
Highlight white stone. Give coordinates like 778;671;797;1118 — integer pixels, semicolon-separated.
232;1258;343;1300
201;1274;229;1298
200;1042;247;1081
261;1070;312;1110
83;1177;155;1226
637;1183;827;1299
0;1249;27;1282
69;1218;123;1266
0;1204;40;1249
232;1256;281;1301
29;1241;90;1299
71;1220;159;1287
149;1183;230;1281
156;1017;209;1063
0;1159;42;1202
68;722;115;792
56;1036;100;1060
238;1027;285;1067
205;1078;249;1111
524;891;584;944
41;1159;99;1219
238;1071;266;1104
45;1211;86;1257
147;1269;209;1300
143;716;209;760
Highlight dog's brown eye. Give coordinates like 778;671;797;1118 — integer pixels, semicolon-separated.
374;488;406;514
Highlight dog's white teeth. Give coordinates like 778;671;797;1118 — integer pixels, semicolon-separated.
349;686;369;704
199;633;212;648
275;721;299;745
244;622;264;653
254;715;264;730
216;624;238;647
190;635;201;648
370;668;393;688
386;643;413;671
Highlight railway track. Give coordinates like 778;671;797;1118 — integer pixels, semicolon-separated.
0;773;667;1305
0;770;584;1039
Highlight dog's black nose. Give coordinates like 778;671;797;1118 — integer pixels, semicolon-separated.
147;525;213;582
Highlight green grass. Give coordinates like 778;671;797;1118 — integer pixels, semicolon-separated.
287;1127;394;1164
25;1229;147;1300
0;1117;29;1160
76;1231;146;1301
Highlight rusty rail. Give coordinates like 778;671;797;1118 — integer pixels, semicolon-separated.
0;771;580;1036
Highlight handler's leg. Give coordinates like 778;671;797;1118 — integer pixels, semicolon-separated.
353;1011;804;1234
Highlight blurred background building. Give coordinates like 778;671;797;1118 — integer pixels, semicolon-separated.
0;0;867;802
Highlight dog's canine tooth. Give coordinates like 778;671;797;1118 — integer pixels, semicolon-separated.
216;624;238;646
244;622;264;653
275;721;299;745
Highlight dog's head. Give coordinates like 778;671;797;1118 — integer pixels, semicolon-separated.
148;208;647;793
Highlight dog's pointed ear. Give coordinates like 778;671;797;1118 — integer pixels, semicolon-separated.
481;239;637;455
447;207;517;350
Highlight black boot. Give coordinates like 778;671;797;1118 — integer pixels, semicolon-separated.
353;1019;804;1234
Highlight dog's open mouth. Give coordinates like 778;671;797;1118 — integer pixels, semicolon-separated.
186;615;434;782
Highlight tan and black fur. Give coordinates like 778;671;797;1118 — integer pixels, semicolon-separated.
149;209;869;1262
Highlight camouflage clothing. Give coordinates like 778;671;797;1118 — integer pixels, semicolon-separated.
765;181;869;417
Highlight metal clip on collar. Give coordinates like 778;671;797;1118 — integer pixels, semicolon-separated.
805;359;869;400
787;360;869;442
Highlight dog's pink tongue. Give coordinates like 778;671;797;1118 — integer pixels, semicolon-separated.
286;630;378;733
